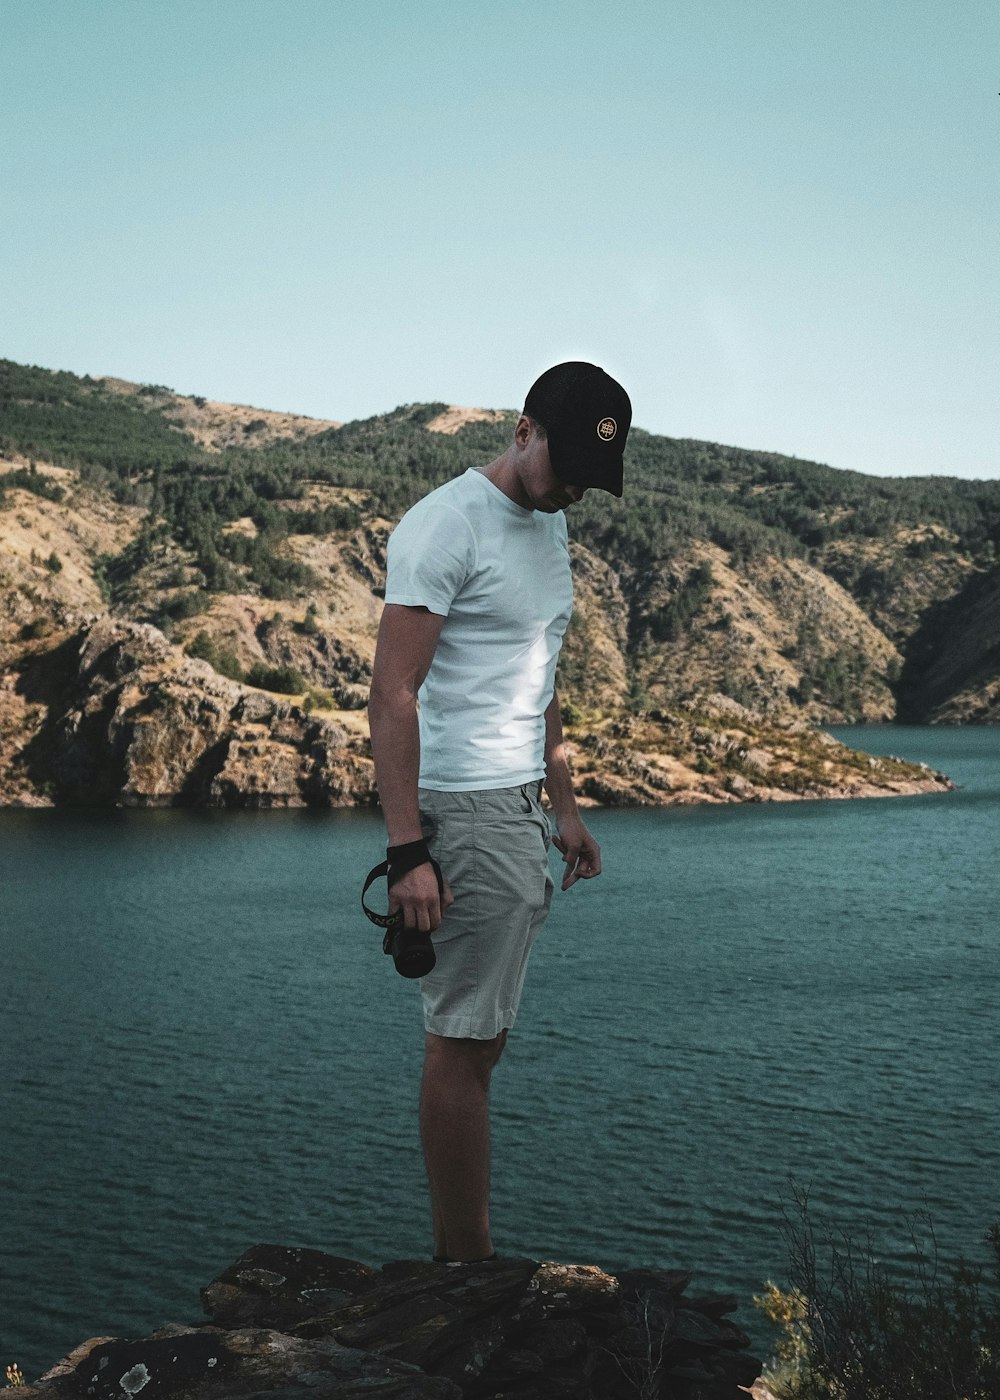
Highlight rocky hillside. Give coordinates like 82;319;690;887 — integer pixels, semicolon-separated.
1;357;985;807
0;463;949;809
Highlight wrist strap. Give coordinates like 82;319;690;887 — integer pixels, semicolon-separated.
361;851;444;932
386;838;432;884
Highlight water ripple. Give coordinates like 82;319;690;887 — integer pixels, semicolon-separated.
2;728;999;1376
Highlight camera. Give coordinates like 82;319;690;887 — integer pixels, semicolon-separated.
361;849;444;979
382;917;436;979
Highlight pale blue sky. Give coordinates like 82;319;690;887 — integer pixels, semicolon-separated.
2;0;996;477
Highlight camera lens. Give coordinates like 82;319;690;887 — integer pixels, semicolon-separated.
393;926;436;979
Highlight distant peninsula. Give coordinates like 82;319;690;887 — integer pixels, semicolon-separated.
2;357;991;808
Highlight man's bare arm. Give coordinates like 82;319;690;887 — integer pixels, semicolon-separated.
543;690;602;891
369;603;453;930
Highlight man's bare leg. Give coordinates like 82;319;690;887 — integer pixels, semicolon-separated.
420;1029;507;1261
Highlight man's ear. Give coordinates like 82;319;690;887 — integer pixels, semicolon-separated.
514;414;537;448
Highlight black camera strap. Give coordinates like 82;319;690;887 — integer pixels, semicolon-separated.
386;838;434;881
361;854;445;955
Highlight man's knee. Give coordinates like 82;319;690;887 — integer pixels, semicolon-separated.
486;1027;508;1069
425;1029;508;1083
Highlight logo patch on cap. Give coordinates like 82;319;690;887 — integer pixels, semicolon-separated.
597;417;618;441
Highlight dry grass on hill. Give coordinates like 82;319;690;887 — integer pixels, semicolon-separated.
424;405;508;435
97;376;340;451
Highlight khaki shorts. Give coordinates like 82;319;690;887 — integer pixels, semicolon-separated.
417;781;555;1039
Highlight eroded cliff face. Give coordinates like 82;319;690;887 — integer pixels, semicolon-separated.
896;562;1000;723
623;544;903;722
0;616;951;810
5;618;375;808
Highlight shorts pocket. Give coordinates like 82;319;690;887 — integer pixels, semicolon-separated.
473;815;551;917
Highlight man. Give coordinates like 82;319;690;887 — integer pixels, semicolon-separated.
368;361;631;1263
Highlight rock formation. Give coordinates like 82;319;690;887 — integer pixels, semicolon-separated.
0;616;952;808
19;1244;765;1399
7;618;375;808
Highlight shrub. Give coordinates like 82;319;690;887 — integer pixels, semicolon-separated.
302;687;336;711
649;563;715;642
92;554;113;603
757;1188;1000;1400
245;662;306;695
184;630;244;682
0;468;64;505
163;588;209;621
20;616;52;640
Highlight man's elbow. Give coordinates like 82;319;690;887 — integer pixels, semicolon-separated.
368;676;419;720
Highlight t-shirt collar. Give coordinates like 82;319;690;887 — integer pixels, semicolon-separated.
466;467;535;518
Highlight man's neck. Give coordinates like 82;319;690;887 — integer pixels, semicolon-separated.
477;451;531;510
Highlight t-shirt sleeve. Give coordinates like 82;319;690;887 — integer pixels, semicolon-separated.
384;502;475;616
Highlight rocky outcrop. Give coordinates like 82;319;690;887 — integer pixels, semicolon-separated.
896;562;1000;723
0;619;952;809
561;694;953;806
20;1244;764;1399
7;618;376;807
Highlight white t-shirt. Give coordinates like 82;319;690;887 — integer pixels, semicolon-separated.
384;467;574;791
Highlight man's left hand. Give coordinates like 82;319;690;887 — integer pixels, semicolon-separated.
551;815;602;891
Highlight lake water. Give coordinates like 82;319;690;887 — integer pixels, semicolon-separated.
1;725;998;1379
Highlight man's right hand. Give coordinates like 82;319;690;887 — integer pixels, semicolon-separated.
389;861;455;933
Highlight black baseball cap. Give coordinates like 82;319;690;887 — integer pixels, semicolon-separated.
523;361;632;498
